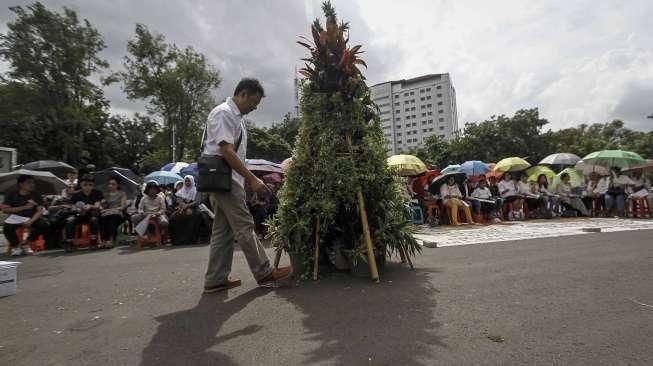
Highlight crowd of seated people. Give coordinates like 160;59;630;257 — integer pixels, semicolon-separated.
1;171;217;256
406;166;652;227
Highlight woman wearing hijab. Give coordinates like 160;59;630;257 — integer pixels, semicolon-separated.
169;175;203;245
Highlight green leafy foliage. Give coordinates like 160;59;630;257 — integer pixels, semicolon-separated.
268;2;420;279
413;108;652;168
246;123;292;162
110;24;221;161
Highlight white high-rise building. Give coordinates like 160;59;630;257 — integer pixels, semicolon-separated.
370;73;459;155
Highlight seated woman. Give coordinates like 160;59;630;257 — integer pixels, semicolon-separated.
168;175;203;245
132;181;168;237
517;174;543;218
583;172;607;216
537;174;561;216
605;167;627;217
99;176;127;248
440;176;476;225
555;173;589;216
498;172;524;220
470;179;501;222
626;171;653;214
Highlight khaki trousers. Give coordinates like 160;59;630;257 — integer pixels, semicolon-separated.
444;198;474;225
204;183;272;287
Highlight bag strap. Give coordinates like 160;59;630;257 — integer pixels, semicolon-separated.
200;121;244;156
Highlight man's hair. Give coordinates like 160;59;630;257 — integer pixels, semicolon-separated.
79;174;95;183
234;78;265;97
17;175;34;185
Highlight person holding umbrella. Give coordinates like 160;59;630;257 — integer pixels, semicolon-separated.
498;172;524;220
440;175;476;225
605;167;628;217
1;175;49;256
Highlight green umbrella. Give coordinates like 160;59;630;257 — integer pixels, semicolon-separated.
550;167;584;190
581;150;646;169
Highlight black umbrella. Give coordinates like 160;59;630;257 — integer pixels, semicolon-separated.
94;168;140;199
101;167;140;182
428;172;467;196
0;169;67;195
22;160;76;178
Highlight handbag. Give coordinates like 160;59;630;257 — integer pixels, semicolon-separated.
197;124;243;192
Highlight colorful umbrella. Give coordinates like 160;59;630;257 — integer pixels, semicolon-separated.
574;160;610;176
484;163;503;179
581;150;646;169
440;164;461;175
246;159;284;174
550;167;584;190
144;171;183;186
494;157;531;172
622;159;653;173
0;169;68;195
179;163;198;178
22;160;76;179
387;154;427;176
538;153;581;166
459;161;489;176
526;165;556;182
161;162;189;175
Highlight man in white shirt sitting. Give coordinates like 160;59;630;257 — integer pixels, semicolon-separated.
470;179;500;221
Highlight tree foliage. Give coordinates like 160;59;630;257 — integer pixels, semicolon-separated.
246;123;292;162
0;2;110;165
413;109;652;168
111;24;221;162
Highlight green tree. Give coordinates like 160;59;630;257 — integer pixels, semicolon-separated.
111;24;221;162
268;112;301;147
0;2;110;165
246;124;292;162
102;114;160;171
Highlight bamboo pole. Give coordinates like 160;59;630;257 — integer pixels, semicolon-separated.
312;221;321;281
357;190;380;283
273;249;282;269
400;243;414;270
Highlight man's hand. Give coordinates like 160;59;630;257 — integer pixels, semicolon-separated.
247;176;271;196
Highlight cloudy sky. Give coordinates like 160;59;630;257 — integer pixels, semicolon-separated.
1;0;652;131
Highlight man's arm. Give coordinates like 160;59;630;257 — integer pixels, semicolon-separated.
219;143;268;195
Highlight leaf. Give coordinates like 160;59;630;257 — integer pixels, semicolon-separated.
297;41;314;50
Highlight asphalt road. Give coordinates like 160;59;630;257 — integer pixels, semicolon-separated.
1;229;652;365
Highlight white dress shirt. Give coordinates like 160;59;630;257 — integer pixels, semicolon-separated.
498;179;517;198
202;97;248;188
471;186;492;199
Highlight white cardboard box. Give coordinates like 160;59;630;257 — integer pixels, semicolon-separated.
0;261;21;297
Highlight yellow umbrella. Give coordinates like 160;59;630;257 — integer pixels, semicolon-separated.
526;165;556;182
494;157;531;172
387;154;427;176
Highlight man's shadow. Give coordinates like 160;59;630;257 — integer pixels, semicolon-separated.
140;289;267;366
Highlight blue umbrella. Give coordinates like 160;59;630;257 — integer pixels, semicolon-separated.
179;163;198;178
161;162;189;175
440;164;460;175
144;171;183;186
459;160;489;176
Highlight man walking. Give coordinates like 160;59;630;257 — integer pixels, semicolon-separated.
203;78;291;293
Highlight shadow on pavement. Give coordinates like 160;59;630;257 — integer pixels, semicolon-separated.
277;264;446;365
140;289;268;366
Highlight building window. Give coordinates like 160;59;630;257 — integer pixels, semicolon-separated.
430;128;434;132
426;87;431;91
404;108;409;112
439;126;445;130
439;109;444;113
439;117;444;122
428;119;433;124
428;111;433;116
422;128;427;133
410;91;414;95
404;92;409;97
395;118;400;122
420;89;424;93
412;114;416;118
439;135;445;138
436;85;442;89
411;99;415;104
427;95;432;100
397;140;402;144
438;101;443;105
437;93;443;98
412;122;417;126
420;97;425;101
396;132;402;136
427;104;432;108
396;124;401;128
421;113;426;117
405;124;410;128
404;101;409;105
395;110;400;114
394;102;400;106
411;107;416;111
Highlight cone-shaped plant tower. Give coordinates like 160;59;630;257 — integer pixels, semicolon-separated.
269;1;420;280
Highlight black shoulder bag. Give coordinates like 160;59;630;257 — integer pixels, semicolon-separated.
197;124;243;192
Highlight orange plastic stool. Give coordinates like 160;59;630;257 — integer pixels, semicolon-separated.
628;197;650;218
